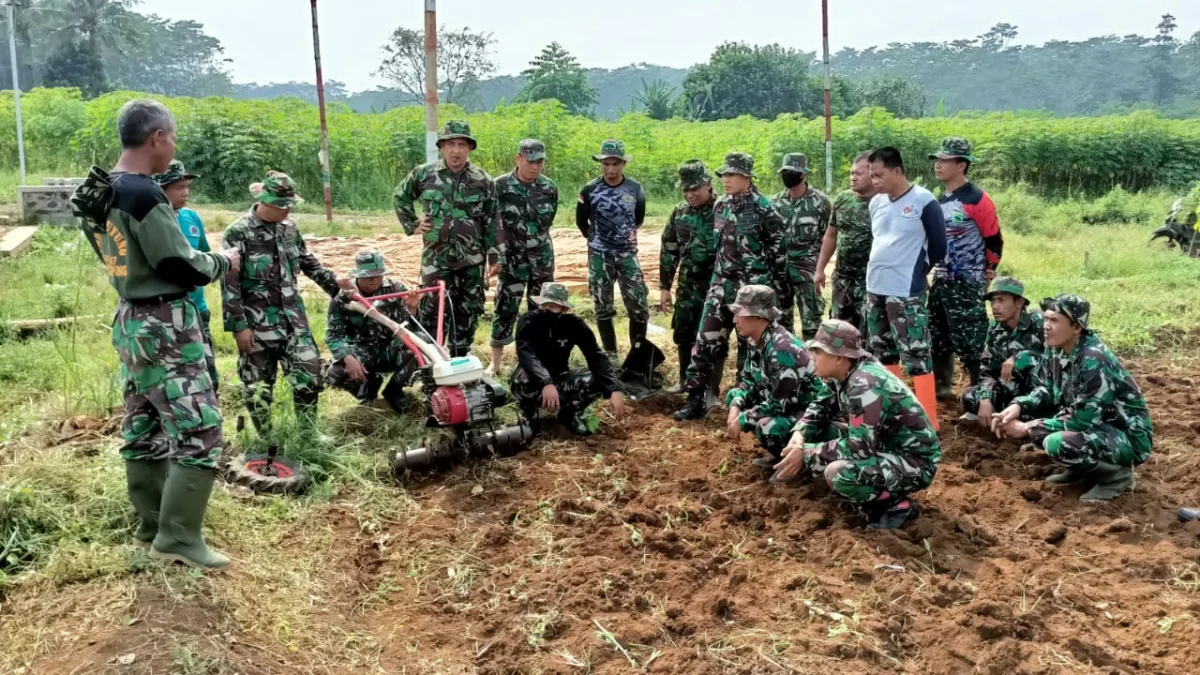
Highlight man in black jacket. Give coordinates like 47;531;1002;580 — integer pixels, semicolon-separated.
510;282;628;435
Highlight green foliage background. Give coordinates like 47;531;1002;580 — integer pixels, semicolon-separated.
3;88;1199;209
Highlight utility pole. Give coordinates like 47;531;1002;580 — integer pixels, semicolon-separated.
424;0;438;164
821;0;832;193
5;0;26;185
309;0;333;221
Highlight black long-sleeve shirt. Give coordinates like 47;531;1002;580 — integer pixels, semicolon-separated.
515;309;618;396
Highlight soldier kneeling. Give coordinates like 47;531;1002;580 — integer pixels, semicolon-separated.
960;276;1044;426
510;283;627;435
773;320;942;529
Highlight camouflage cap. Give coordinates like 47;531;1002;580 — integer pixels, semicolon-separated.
257;170;304;208
530;282;573;310
715;152;755;178
779;152;811;174
984;276;1028;302
151;160;199;187
437;119;477;149
929;137;977;163
593;139;632;162
518;138;546;161
676;159;713;190
1040;294;1091;331
728;284;780;321
807;319;870;359
351;249;388;279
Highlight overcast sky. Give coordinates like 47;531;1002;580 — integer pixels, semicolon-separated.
137;0;1198;92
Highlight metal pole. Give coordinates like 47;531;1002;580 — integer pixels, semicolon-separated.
310;0;333;221
6;2;26;185
821;0;832;194
424;0;438;164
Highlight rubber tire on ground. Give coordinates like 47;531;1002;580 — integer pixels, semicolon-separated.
224;454;310;495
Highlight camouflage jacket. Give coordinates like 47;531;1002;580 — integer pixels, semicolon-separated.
659;199;717;291
799;358;942;466
495;171;558;281
325;279;411;362
712;188;789;291
978;310;1044;401
726;323;820;429
221;208;340;340
392;160;502;272
1014;332;1153;445
831;190;874;275
775;187;832;262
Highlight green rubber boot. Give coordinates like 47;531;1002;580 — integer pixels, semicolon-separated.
933;353;956;401
1080;462;1134;502
1045;467;1088;486
149;464;230;569
125;459;168;546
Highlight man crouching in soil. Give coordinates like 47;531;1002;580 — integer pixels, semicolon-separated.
510;282;628;435
991;294;1153;501
772;320;942;529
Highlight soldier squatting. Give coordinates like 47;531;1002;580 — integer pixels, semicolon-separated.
74;100;1159;567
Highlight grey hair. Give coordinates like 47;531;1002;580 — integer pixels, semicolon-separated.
117;99;175;149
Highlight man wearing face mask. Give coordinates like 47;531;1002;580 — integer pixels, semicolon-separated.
509;283;627;436
774;153;832;341
959;276;1043;427
660;160;719;393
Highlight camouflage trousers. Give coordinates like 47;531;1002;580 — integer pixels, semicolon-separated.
780;257;825;339
326;343;416;404
830;269;868;335
928;277;988;370
803;426;937;503
750;414;799;458
588;249;649;322
960;355;1040;415
491;270;551;348
510;366;603;430
112;298;224;469
865;293;933;377
198;308;219;390
670;277;710;347
421;264;485;358
684;280;749;394
1034;418;1154;470
237;331;324;412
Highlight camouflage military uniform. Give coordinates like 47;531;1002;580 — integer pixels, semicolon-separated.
661;161;718;347
491;141;558;348
393;120;501;357
774;154;832;340
961;277;1044;415
725;286;821;457
684;153;789;396
325;251;416;404
71;166;231;469
829;190;874;333
800;321;941;504
222;173;341;433
1015;296;1153;470
865;294;933;376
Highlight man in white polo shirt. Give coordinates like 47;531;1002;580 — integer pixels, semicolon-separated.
864;147;947;429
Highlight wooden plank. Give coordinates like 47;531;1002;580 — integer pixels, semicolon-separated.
0;226;38;257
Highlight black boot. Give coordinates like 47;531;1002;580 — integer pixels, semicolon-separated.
359;374;384;405
866;497;921;530
293;389;330;446
932;353;956;401
674;390;707;421
706;356;726;410
665;343;693;394
597;318;618;359
247;398;272;438
380;376;410;412
1079;462;1134;502
629;319;648;349
964;360;982;386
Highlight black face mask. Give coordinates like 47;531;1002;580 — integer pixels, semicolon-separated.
782;173;806;189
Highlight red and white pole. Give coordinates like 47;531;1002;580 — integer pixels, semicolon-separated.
822;0;833;193
310;0;334;221
424;0;439;164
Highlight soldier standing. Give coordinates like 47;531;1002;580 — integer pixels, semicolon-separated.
774;153;832;340
992;295;1153;502
815;152;876;333
774;320;941;530
393;120;501;357
488;139;558;376
325;250;421;409
724;285;822;469
576;139;649;357
660;159;718;393
71;99;240;568
959;276;1043;426
929;137;1003;399
222;171;351;442
674;152;789;421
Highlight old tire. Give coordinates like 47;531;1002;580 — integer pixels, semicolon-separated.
224;454;310;495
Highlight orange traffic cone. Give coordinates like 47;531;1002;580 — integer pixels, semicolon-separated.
912;373;940;432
